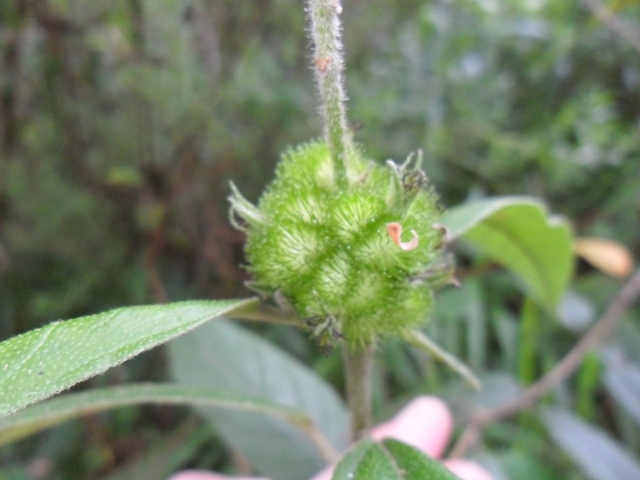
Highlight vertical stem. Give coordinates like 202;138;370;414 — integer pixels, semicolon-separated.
308;0;372;442
306;0;350;187
343;343;374;441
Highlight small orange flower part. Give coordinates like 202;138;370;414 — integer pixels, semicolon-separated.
315;56;331;73
386;222;419;251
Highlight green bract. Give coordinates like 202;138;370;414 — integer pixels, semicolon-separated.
230;142;446;347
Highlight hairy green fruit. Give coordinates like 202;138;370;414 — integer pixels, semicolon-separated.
230;142;447;348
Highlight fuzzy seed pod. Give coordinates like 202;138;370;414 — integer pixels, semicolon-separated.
229;141;448;348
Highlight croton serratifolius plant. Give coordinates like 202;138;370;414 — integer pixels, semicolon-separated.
0;0;576;479
227;0;454;356
229;143;448;350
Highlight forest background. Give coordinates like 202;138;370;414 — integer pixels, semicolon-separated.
1;0;640;479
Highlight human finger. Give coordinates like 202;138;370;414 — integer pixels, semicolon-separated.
370;395;453;458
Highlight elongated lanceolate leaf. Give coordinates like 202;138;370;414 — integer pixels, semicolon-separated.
169;319;349;480
0;298;256;417
541;407;640;480
442;196;573;310
602;352;640;427
403;330;481;390
0;383;320;447
332;438;462;480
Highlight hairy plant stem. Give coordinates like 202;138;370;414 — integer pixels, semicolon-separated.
306;0;350;188
342;342;374;441
307;0;373;443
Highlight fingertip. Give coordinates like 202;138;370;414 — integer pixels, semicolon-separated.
371;395;453;458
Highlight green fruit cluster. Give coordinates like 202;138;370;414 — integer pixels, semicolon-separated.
229;141;447;348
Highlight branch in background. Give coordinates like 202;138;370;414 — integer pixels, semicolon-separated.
145;223;169;304
128;0;145;52
194;4;221;81
1;15;22;156
450;268;640;458
582;0;640;54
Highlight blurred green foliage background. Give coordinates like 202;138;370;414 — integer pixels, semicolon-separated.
1;0;639;478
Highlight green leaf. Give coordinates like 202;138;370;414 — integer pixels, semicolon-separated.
541;407;640;480
602;351;640;427
499;450;562;480
383;439;463;480
442;196;573;310
332;439;375;479
332;438;462;480
0;298;256;417
403;330;481;390
168;319;349;480
0;383;315;447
